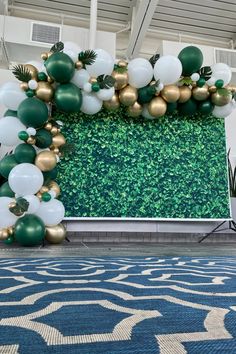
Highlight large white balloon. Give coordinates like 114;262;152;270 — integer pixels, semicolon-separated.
0;116;26;146
9;163;44;196
0;82;26;110
0;197;18;229
86;49;114;77
154;55;182;85
211;63;232;86
63;41;81;62
24;195;41;214
36;199;65;226
71;69;90;88
128;58;153;88
96;87;115;101
81;92;103;115
213;101;235;118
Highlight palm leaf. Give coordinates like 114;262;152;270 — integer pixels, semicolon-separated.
50;41;64;53
97;75;116;89
149;53;160;67
9;197;29;216
113;64;127;73
12;64;32;82
198;66;212;80
78;50;97;66
179;77;192;86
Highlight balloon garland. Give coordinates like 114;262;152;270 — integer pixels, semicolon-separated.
0;41;236;246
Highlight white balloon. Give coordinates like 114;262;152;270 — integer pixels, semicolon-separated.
142;104;156;119
213;102;235;118
71;69;90;88
211;63;232;86
96;87;115;101
128;58;153;88
0;82;26;110
64;41;81;53
83;82;92;93
206;77;216;86
0;197;18;229
86;49;114;77
0;116;26;146
154;55;182;85
9;163;44;196
63;49;78;62
26;127;37;136
191;73;200;81
28;80;38;90
24;195;41;214
36;199;65;226
81;92;103;114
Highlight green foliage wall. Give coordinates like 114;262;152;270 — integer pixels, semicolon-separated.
56;107;230;219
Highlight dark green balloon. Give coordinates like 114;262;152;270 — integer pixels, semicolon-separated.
138;86;155;104
45;52;75;83
14;143;36;163
0;181;14;197
15;214;45;247
43;167;58;183
54;83;82;112
0;155;18;178
35;129;53;148
178;46;203;76
166;102;178;113
178;98;198;116
4;109;17;117
18;98;48;128
198;100;214;115
4;235;15;245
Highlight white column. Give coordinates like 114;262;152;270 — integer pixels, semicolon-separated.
89;0;98;50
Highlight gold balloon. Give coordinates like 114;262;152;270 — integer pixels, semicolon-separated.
36;82;54;102
24;64;38;80
225;84;236;93
161;85;180;103
7;227;14;235
119;85;138;106
75;60;83;70
52;133;66;147
47;76;54;84
211;90;232;106
192;85;210;101
35;151;57;172
40;186;49;194
178;86;192;103
117;60;128;68
208;86;217;93
48;180;60;197
41;52;48;60
36;192;42;200
0;229;9;240
148;97;167;117
112;71;129;90
44;122;53;131
8;201;16;209
103;93;120;111
20;82;29;91
127;102;142;117
45;223;66;244
27;137;36;145
89;77;97;84
51;127;59;136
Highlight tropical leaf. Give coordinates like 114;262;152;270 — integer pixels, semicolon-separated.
113;64;127;73
78;50;97;66
149;53;160;67
179;77;192;86
198;66;212;80
50;41;64;53
12;64;32;82
9;197;29;216
97;75;116;89
217;88;231;97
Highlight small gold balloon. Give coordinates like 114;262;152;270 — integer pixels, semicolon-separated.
36;192;42;200
41;52;48;60
8;202;16;209
40;186;49;194
47;51;53;58
20;82;29;91
0;229;9;240
191;82;197;88
178;86;192;103
24;64;38;80
7;227;14;235
211;90;232;106
75;60;83;70
51;126;59;136
192;85;210;101
27;137;36;145
226;84;236;93
112;71;129;90
52;147;60;154
103;93;120;111
36;81;54;102
45;223;66;244
35;151;57;172
52;133;66;147
208;86;217;93
148;97;167;117
47;76;54;84
118;60;128;68
127;102;142;117
89;77;97;84
44;122;53;131
161;85;180;103
48;180;60;197
119;85;138;106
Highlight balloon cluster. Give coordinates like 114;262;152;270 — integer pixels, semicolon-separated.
0;41;235;246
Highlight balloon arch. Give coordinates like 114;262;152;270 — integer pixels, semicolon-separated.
0;41;235;246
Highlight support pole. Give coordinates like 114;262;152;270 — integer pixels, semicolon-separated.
89;0;98;50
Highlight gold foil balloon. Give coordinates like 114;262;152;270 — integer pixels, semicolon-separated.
75;61;83;70
117;60;128;68
51;127;59;136
127;102;142;117
45;223;66;244
36;82;54;102
41;52;48;60
226;84;236;93
192;85;210;101
35;151;57;171
211;89;232;106
27;137;36;145
178;86;192;103
161;85;180;103
0;229;9;240
148;97;167;117
24;64;38;80
208;86;217;93
48;180;60;197
20;82;29;91
103;93;120;111
44;122;53;131
119;86;138;106
112;70;129;90
52;133;66;147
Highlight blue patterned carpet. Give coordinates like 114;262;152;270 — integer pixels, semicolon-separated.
0;256;236;353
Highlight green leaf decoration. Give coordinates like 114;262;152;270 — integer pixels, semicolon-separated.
78;50;97;66
179;77;193;86
97;75;116;89
50;41;64;53
9;197;29;216
149;53;160;67
12;64;32;82
150;79;160;90
198;66;212;80
113;64;127;74
217;88;231;97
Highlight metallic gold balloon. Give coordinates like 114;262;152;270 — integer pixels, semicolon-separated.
52;147;60;154
148;97;167;117
211;90;232;106
52;133;66;147
75;61;83;70
178;86;192;103
48;180;60;197
127;102;142;117
117;60;128;68
51;127;59;136
7;226;14;235
36;192;42;200
36;82;54;102
112;71;129;90
208;86;217;93
27;137;36;145
192;85;210;101
24;64;38;80
41;52;48;60
103;93;120;111
0;229;9;240
44;122;53;131
47;76;54;84
119;85;138;106
225;84;236;93
161;85;180;103
35;151;57;172
40;186;49;194
45;223;66;244
89;77;97;84
8;202;16;209
20;82;29;91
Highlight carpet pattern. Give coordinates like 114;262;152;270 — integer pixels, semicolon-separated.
0;257;235;353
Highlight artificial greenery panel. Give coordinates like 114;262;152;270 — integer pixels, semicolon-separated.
56;107;230;219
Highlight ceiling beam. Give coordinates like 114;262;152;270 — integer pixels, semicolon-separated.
126;0;159;59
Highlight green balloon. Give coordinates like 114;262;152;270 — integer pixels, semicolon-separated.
198;100;214;115
15;214;45;246
178;46;203;76
35;129;53;148
14;143;36;163
43;167;58;183
0;181;14;197
166;102;178;113
45;52;75;83
178;98;197;116
0;155;18;178
54;83;82;112
18;98;48;128
138;86;155;104
4;235;15;245
4;109;17;117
